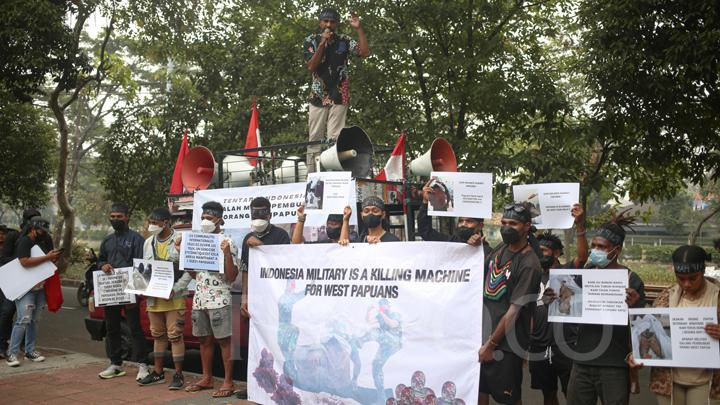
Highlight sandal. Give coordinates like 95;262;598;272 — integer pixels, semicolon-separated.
212;387;236;398
185;382;213;393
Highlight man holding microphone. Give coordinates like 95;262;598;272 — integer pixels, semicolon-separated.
303;8;370;170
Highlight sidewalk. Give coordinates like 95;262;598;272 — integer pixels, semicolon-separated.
0;348;255;405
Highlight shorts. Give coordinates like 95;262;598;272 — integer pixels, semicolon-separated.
529;346;572;395
192;306;232;339
479;350;523;405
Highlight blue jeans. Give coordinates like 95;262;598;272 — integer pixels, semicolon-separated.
9;289;45;356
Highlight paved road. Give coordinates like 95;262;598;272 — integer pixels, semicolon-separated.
37;286;659;404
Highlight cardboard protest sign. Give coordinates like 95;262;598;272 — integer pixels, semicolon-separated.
630;307;720;368
93;268;136;306
547;268;629;325
247;242;484;405
427;172;493;219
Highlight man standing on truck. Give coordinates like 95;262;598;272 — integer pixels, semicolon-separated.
97;203;148;381
137;207;190;390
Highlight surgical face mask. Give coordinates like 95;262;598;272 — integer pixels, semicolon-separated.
251;219;269;234
453;226;476;241
362;214;382;229
110;219;127;232
148;224;163;235
326;226;341;240
589;248;612;268
539;255;555;270
200;219;218;233
500;225;521;245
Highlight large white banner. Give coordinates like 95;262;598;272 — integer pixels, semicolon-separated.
193;182;358;230
248;242;484;405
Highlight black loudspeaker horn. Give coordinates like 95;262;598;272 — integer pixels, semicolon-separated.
181;146;217;191
320;126;374;178
408;137;457;176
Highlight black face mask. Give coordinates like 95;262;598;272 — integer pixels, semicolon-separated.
500;225;521;245
110;219;127;232
326;226;341;241
453;226;476;241
362;214;382;229
539;254;555;270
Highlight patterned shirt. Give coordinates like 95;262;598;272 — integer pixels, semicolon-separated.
193;234;238;310
303;32;360;107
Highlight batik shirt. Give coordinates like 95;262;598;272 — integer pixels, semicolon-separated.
303;32;360;107
193;234;238;310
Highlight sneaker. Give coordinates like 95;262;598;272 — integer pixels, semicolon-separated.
98;365;126;379
136;363;150;381
6;354;19;367
168;373;184;390
137;371;165;386
25;351;45;362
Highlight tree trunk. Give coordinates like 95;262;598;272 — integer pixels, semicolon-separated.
688;204;720;245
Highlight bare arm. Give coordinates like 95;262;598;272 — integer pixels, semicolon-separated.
572;203;589;267
19;251;59;268
221;240;238;284
291;205;306;244
479;304;521;362
339;205;352;245
349;12;370;57
307;32;331;72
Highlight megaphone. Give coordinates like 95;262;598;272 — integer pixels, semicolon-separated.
223;155;255;187
181;146;217;191
320;126;374;178
273;156;308;184
408;137;457;176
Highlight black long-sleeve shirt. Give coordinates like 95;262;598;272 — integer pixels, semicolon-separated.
416;204;491;254
98;229;145;269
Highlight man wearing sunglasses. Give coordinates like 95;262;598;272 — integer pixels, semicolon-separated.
478;202;542;405
303;8;370;170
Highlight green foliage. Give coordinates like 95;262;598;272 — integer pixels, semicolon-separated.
0;92;56;208
642;245;678;263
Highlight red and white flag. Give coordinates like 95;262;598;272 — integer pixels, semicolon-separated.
374;133;405;181
169;129;190;194
244;100;262;166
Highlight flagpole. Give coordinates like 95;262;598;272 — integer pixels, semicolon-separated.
401;131;410;241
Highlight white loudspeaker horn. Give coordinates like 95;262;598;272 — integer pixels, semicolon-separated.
181;146;218;191
273;156;308;184
408;137;458;176
223;155;255;187
320;126;374;178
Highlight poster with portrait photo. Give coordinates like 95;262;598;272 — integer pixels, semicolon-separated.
513;183;580;229
630;307;719;368
548;268;629;325
547;273;583;318
304;171;352;215
428;172;492;218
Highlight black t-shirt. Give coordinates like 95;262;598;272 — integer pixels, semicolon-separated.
357;231;400;243
15;234;53;259
482;244;542;352
573;269;646;368
241;225;291;271
530;261;583;350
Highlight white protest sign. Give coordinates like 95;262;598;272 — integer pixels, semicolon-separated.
179;232;224;273
548;268;629;325
513;183;580;229
304;171;352;214
124;259;175;299
630;307;720;368
193;182;357;229
248;242;483;405
93;268;136;306
428;172;493;218
0;246;56;301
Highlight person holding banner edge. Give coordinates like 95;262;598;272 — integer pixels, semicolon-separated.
97;203;148;381
342;196;400;244
626;245;720;405
478;202;542;405
291;204;345;244
175;201;239;397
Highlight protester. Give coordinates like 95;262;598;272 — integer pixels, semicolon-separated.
97;202;148;380
565;210;646;405
177;201;239;398
478;202;542;405
303;7;370;169
340;197;400;244
416;178;488;250
529;204;588;405
291;204;345;244
5;217;61;367
137;207;190;390
627;245;720;405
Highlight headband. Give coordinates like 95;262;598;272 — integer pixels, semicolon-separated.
362;196;385;211
503;203;531;223
673;262;705;274
202;207;223;218
596;227;623;246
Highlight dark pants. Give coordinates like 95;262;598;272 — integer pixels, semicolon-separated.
0;290;16;352
105;304;147;366
567;363;629;405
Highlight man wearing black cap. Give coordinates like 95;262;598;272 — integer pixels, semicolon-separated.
478;202;542;405
304;7;370;169
291;204;345;244
97;202;148;381
342;196;400;243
